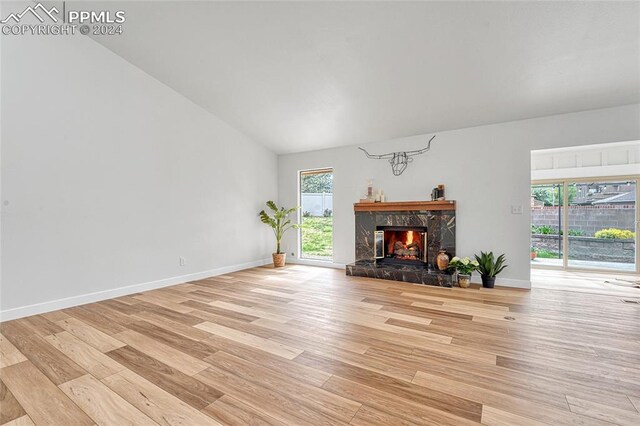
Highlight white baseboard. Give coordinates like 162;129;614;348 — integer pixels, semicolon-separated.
286;258;346;270
494;277;531;289
0;258;271;322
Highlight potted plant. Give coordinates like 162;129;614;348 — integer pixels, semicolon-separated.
448;257;479;288
259;201;300;267
530;247;538;260
474;251;507;288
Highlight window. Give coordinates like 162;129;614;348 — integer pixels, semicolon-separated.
299;169;333;261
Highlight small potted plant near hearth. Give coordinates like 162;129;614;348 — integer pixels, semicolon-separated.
259;201;300;267
530;247;538;260
448;257;479;288
474;251;507;288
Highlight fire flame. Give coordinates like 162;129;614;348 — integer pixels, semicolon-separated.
406;231;414;245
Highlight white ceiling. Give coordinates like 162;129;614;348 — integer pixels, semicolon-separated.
85;1;640;154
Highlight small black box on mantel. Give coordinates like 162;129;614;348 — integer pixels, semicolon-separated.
431;184;445;201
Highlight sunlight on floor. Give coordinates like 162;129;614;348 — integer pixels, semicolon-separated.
532;268;640;297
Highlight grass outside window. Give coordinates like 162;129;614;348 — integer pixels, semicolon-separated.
301;217;333;260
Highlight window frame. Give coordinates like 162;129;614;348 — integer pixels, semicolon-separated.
298;167;334;262
531;174;639;274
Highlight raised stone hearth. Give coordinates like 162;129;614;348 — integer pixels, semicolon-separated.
346;200;456;287
347;260;455;287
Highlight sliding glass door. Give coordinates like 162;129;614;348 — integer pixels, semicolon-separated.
566;180;636;271
532;177;639;273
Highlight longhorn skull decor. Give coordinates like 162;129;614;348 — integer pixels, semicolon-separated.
358;135;436;176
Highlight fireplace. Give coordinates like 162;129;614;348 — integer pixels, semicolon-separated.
375;226;428;266
347;200;456;287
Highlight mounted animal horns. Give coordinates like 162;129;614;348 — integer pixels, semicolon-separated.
358;135;436;176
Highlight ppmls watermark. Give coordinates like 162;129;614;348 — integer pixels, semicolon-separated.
1;2;126;36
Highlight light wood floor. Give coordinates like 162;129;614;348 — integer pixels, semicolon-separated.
532;267;640;295
1;265;639;426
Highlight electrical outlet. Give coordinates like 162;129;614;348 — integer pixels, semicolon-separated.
179;257;186;266
511;205;523;215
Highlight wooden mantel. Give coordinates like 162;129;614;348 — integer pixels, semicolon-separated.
354;200;456;212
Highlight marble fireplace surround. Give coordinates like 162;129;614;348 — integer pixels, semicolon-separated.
347;201;457;287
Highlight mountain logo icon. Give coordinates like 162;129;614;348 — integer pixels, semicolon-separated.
1;3;59;24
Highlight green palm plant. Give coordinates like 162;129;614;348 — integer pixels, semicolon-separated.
259;201;300;254
474;251;507;277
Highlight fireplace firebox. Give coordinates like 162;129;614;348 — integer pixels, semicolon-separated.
375;226;428;266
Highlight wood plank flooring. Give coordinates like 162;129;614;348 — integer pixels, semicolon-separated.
1;265;639;425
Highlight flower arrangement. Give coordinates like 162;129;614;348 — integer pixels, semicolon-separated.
448;256;479;276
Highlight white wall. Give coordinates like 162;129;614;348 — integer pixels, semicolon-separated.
278;104;640;288
1;34;277;319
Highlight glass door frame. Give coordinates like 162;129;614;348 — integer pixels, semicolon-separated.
531;175;640;274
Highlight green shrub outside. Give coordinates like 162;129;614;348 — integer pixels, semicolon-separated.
594;228;635;239
531;225;585;236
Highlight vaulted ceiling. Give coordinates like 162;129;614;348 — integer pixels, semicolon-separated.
87;1;640;153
